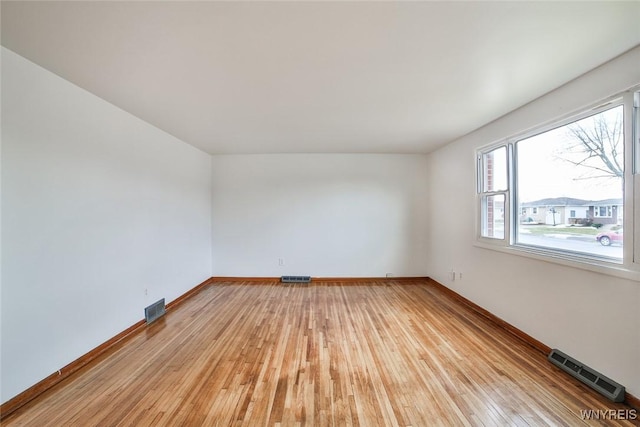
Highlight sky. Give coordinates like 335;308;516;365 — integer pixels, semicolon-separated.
492;105;624;203
517;141;622;202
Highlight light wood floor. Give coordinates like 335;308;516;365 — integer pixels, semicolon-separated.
3;280;638;426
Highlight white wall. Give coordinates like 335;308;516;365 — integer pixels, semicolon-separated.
211;154;429;277
1;48;213;403
427;47;640;396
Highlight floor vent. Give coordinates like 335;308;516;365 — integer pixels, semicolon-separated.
281;276;311;283
548;349;625;402
144;298;166;324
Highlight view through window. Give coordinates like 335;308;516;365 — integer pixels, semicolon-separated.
480;146;507;240
515;104;624;261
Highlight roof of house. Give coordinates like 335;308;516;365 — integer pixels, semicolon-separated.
520;197;590;207
521;197;623;207
590;198;623;206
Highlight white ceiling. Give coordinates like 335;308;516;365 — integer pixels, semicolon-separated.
2;1;639;155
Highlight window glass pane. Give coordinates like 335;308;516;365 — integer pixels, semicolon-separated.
516;105;623;260
483;146;507;192
482;194;505;239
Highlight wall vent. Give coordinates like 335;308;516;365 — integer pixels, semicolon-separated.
144;298;166;324
548;349;625;402
281;276;311;284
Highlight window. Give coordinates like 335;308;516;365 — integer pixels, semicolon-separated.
478;146;507;240
594;206;612;218
515;104;623;260
477;89;639;271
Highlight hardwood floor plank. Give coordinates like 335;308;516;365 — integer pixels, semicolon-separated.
3;280;638;426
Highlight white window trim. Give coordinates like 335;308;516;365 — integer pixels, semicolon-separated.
474;239;640;281
594;206;612;218
477;145;510;241
475;88;640;281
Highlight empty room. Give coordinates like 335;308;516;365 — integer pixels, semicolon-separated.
1;1;639;425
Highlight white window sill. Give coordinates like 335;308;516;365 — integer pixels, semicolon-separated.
474;239;640;282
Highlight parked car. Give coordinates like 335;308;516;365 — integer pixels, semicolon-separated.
520;217;542;224
596;229;623;246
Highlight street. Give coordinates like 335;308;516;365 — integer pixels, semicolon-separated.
517;233;623;259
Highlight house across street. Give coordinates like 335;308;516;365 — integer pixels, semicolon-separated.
519;197;622;226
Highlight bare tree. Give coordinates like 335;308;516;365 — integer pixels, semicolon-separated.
556;106;623;181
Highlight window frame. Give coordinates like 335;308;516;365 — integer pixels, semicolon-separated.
594;206;612;218
475;88;640;280
477;145;510;242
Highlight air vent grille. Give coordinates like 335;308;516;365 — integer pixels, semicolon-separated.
144;298;166;324
548;349;625;402
550;352;566;364
579;369;597;383
596;378;617;394
281;276;311;283
565;360;580;372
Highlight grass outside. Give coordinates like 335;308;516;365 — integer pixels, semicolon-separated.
519;225;601;236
